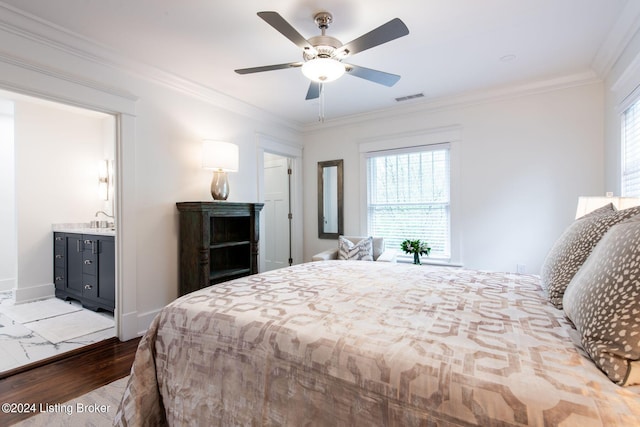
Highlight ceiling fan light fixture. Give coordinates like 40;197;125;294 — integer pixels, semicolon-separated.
302;58;345;83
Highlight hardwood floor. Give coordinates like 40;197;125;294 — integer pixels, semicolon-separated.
0;337;140;425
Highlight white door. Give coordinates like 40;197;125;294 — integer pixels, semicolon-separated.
263;153;290;271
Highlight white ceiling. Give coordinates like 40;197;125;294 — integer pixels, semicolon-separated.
0;0;631;125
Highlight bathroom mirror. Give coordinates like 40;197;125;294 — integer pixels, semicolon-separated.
318;159;344;239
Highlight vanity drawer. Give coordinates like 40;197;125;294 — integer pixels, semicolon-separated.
54;233;66;267
82;252;97;276
54;246;65;267
82;276;98;300
54;267;65;290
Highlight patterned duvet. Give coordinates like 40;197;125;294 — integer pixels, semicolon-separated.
114;261;640;426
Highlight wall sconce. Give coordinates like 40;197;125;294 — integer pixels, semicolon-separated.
202;140;239;200
98;159;110;201
575;194;640;219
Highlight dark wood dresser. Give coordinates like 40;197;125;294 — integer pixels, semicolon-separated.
176;202;263;296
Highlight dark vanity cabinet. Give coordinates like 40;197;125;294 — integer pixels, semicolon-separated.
54;232;115;312
176;202;263;296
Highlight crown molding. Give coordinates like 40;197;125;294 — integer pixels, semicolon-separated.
0;49;138;101
610;50;640;112
592;0;640;78
302;71;601;133
0;2;302;133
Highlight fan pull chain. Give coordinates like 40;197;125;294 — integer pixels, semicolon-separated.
319;83;325;122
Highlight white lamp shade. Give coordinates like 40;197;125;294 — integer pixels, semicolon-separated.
202;140;238;172
301;58;345;83
575;196;640;219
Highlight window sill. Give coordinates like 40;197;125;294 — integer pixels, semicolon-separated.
396;256;463;268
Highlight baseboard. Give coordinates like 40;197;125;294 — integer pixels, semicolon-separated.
116;308;157;341
13;282;55;304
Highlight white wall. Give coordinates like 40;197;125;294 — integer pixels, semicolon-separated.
13;100;111;301
0;100;16;291
303;82;605;274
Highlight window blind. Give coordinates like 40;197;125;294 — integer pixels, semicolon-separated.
623;99;640;197
366;144;450;259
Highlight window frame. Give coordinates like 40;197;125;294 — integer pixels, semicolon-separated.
365;143;451;263
622;96;640;197
358;127;462;267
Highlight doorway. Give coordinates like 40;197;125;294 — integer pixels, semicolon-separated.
0;90;117;372
257;134;303;271
263;153;293;271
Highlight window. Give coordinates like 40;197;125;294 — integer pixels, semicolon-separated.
366;144;450;261
622;98;640;197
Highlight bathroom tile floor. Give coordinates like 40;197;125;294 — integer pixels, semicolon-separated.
0;291;115;373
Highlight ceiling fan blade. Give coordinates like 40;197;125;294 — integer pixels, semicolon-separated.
305;82;321;100
235;62;303;75
345;64;401;87
258;11;315;52
336;18;409;57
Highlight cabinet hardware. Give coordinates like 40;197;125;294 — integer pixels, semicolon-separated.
55;254;63;259
83;259;92;265
55;236;63;241
55;276;63;281
84;284;93;290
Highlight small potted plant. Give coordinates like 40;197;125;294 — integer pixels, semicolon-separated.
401;239;431;265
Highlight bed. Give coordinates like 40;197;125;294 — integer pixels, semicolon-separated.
114;260;640;426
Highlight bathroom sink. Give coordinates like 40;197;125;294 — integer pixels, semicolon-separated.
90;220;114;229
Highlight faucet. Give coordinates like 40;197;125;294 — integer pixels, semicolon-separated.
95;210;114;219
93;210;115;229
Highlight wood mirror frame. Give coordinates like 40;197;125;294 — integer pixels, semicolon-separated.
317;159;344;239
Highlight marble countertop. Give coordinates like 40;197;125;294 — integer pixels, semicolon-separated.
52;223;116;236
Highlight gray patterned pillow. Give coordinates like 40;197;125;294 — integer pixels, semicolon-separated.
540;204;640;308
563;215;640;385
338;236;374;261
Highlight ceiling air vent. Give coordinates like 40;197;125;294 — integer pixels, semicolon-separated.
395;93;424;102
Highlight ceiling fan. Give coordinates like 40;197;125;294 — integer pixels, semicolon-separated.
235;11;409;100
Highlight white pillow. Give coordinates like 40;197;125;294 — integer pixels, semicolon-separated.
337;236;374;261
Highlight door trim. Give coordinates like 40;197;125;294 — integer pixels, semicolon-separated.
256;133;303;270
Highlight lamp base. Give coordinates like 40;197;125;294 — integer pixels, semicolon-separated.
210;170;230;200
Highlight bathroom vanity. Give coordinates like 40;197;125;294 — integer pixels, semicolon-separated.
53;226;115;312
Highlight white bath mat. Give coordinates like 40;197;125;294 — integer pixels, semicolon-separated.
0;298;81;324
25;310;114;344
